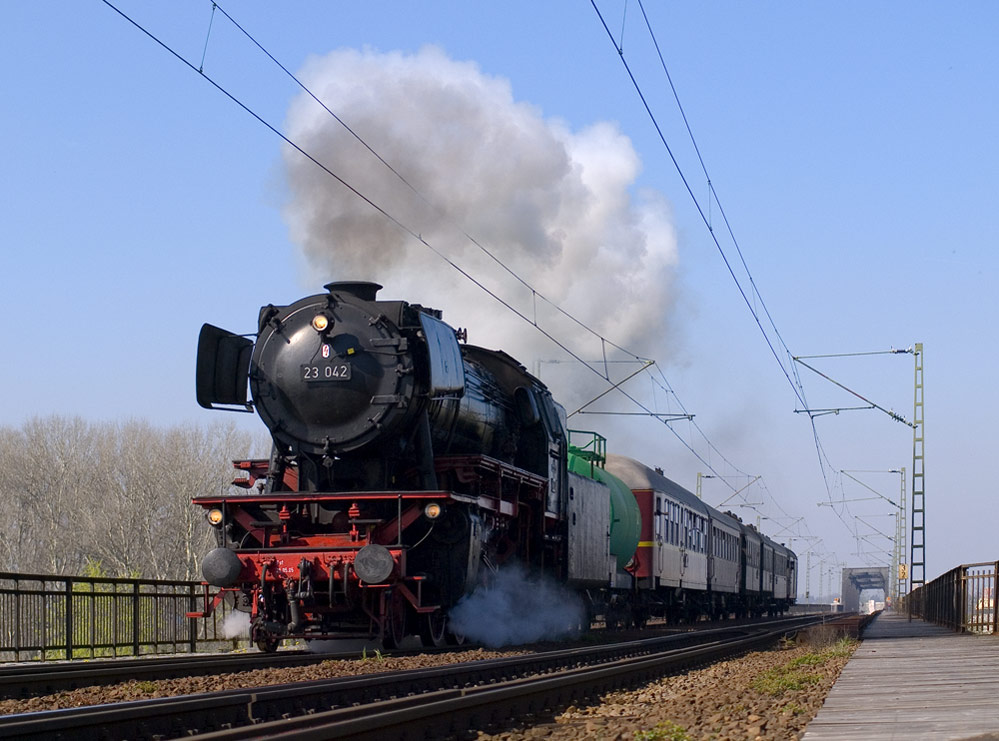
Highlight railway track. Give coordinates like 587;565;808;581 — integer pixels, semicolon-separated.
0;614;831;740
0;644;456;700
0;613;813;700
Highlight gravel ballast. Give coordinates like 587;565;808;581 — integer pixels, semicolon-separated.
0;631;856;739
476;632;857;740
0;647;525;715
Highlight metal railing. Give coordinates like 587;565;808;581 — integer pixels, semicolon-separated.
0;572;239;661
902;561;998;634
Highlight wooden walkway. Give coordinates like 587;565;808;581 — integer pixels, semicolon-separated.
803;611;999;740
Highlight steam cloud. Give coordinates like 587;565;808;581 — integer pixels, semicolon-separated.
222;610;250;639
447;566;586;647
282;46;679;420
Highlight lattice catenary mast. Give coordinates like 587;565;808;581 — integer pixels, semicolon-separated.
909;343;925;590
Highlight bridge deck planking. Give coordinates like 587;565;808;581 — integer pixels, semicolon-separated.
803;612;999;740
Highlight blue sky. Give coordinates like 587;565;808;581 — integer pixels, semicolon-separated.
3;1;996;595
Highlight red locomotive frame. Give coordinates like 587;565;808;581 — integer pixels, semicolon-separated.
188;453;553;649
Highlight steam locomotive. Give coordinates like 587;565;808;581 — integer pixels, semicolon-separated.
190;283;796;650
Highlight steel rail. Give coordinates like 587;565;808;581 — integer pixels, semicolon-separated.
0;614;829;740
0;645;451;700
201;628;787;740
0;612;817;699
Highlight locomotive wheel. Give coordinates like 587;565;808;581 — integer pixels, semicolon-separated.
255;634;280;653
419;608;447;648
381;591;408;649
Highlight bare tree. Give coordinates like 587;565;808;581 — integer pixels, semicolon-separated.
3;416;101;574
0;416;254;579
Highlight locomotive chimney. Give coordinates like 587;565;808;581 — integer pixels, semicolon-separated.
324;281;382;301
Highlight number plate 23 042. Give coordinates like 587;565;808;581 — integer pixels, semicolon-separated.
301;363;352;382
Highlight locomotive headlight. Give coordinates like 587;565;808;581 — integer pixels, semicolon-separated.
207;508;224;526
423;503;443;520
311;314;330;332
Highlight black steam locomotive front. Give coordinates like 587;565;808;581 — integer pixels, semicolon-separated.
192;282;566;648
198;281;548;493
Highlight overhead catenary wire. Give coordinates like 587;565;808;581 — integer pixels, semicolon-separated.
99;1;633;387
624;4;911;526
589;0;807;410
204;2;745;476
101;0;832;555
591;0;888;551
210;0;657;379
793;356;914;427
99;0;770;493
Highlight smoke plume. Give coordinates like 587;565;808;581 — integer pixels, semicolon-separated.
282;46;679;420
447;565;586;647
